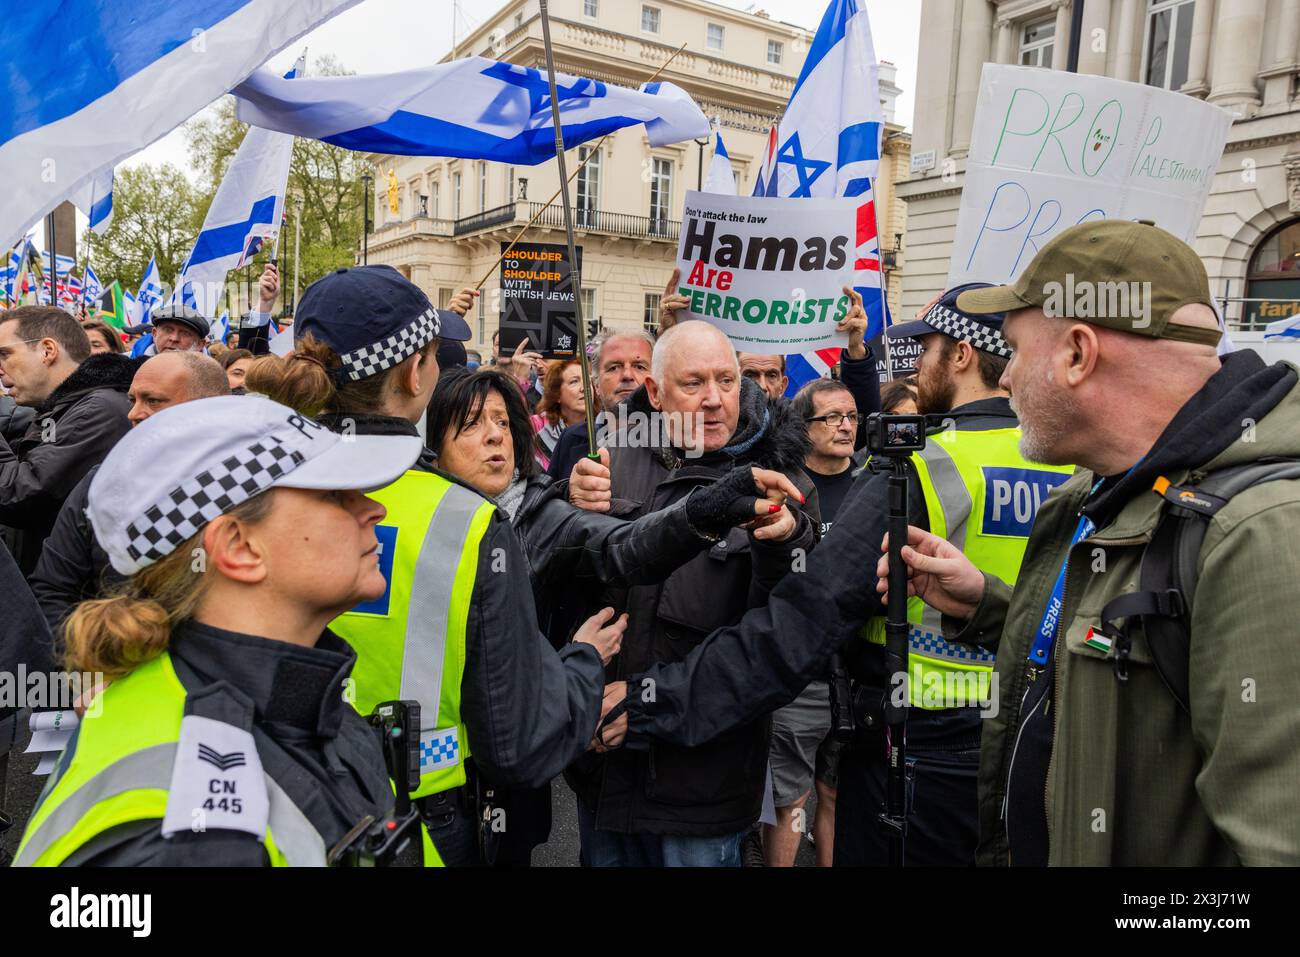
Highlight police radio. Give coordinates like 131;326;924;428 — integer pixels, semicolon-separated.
328;700;424;867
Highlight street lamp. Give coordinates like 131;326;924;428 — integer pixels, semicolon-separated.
361;172;373;265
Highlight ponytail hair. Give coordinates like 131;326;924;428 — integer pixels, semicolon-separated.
63;494;275;679
245;333;437;418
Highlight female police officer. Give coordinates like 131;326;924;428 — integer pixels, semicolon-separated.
14;395;423;866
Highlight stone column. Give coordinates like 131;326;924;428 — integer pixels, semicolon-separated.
1208;0;1267;116
1074;0;1112;76
1260;0;1300;110
994;17;1014;65
1181;0;1216;97
950;0;994;156
1112;0;1142;82
1052;0;1073;70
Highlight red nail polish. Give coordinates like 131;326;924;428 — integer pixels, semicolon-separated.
769;503;781;514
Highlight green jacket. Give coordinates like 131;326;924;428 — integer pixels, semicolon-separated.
950;358;1300;866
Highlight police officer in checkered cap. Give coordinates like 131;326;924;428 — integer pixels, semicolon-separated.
830;283;1075;867
244;264;618;867
14;395;427;866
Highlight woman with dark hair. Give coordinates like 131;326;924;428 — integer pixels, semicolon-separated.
427;366;804;863
220;348;255;392
81;320;125;355
530;358;584;469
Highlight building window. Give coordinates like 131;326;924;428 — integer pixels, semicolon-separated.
1243;219;1300;329
1019;18;1055;68
478;161;488;211
580;287;597;325
707;23;724;51
767;40;783;66
429;181;440;217
577;146;601;228
649;157;673;233
477;291;486;344
438;288;453;309
453;172;462;218
417;193;428;216
644;292;661;333
641;5;660;34
584;0;598;17
1144;0;1196;91
507;166;516;204
514;12;523;29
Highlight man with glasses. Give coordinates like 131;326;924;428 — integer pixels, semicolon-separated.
762;378;862;867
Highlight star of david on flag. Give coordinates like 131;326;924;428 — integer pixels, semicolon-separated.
765;0;889;396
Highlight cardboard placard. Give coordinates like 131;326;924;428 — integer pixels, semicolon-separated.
949;65;1232;288
674;191;858;355
498;241;583;359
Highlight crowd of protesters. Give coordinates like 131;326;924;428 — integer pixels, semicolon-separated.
4;216;1300;868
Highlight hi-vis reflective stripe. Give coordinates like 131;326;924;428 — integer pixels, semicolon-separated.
15;743;326;867
914;441;971;642
400;483;483;728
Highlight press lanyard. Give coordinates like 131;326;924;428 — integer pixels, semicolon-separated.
1026;514;1095;668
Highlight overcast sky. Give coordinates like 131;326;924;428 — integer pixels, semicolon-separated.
129;0;921;178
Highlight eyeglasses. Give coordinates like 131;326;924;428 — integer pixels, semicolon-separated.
806;412;861;429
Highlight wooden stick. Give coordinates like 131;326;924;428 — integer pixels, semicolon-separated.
474;41;690;291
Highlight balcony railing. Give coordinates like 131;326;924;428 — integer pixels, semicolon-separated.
365;202;682;256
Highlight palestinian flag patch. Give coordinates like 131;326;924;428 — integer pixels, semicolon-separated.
1084;628;1113;653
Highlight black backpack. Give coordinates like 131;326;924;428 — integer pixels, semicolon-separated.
1096;459;1300;712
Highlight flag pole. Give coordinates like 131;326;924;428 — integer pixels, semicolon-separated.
537;0;598;459
45;213;57;306
474;42;688;292
870;174;896;382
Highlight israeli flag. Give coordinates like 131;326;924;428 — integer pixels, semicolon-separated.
177;54;303;316
703;133;737;196
123;289;141;327
72;168;115;235
233;56;710;163
764;0;887;395
137;257;164;325
0;0;361;251
3;240;31;304
40;250;76;279
1264;314;1300;341
82;265;103;306
211;311;232;344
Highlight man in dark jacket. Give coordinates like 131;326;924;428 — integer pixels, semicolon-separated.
30;351;230;635
0;307;132;574
565;319;818;866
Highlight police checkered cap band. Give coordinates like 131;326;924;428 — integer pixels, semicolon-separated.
87;395;424;575
123;438;304;567
337;307;441;382
921;303;1012;358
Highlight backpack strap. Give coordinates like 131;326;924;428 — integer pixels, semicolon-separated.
1098;459;1300;713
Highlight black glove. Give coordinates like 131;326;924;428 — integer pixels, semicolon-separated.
684;466;761;539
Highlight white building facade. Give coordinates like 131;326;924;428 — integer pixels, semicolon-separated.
900;0;1300;351
361;0;908;350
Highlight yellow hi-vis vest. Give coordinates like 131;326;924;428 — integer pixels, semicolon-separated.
332;470;495;801
864;427;1073;708
14;653;326;867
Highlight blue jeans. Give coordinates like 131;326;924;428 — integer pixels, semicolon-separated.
577;801;742;867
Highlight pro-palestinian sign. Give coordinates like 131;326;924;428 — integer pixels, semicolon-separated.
498;241;583;359
674;191;856;355
948;65;1232;288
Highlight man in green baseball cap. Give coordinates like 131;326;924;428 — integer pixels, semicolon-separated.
880;218;1300;865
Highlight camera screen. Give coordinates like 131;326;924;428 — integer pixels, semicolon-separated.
886;423;920;447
